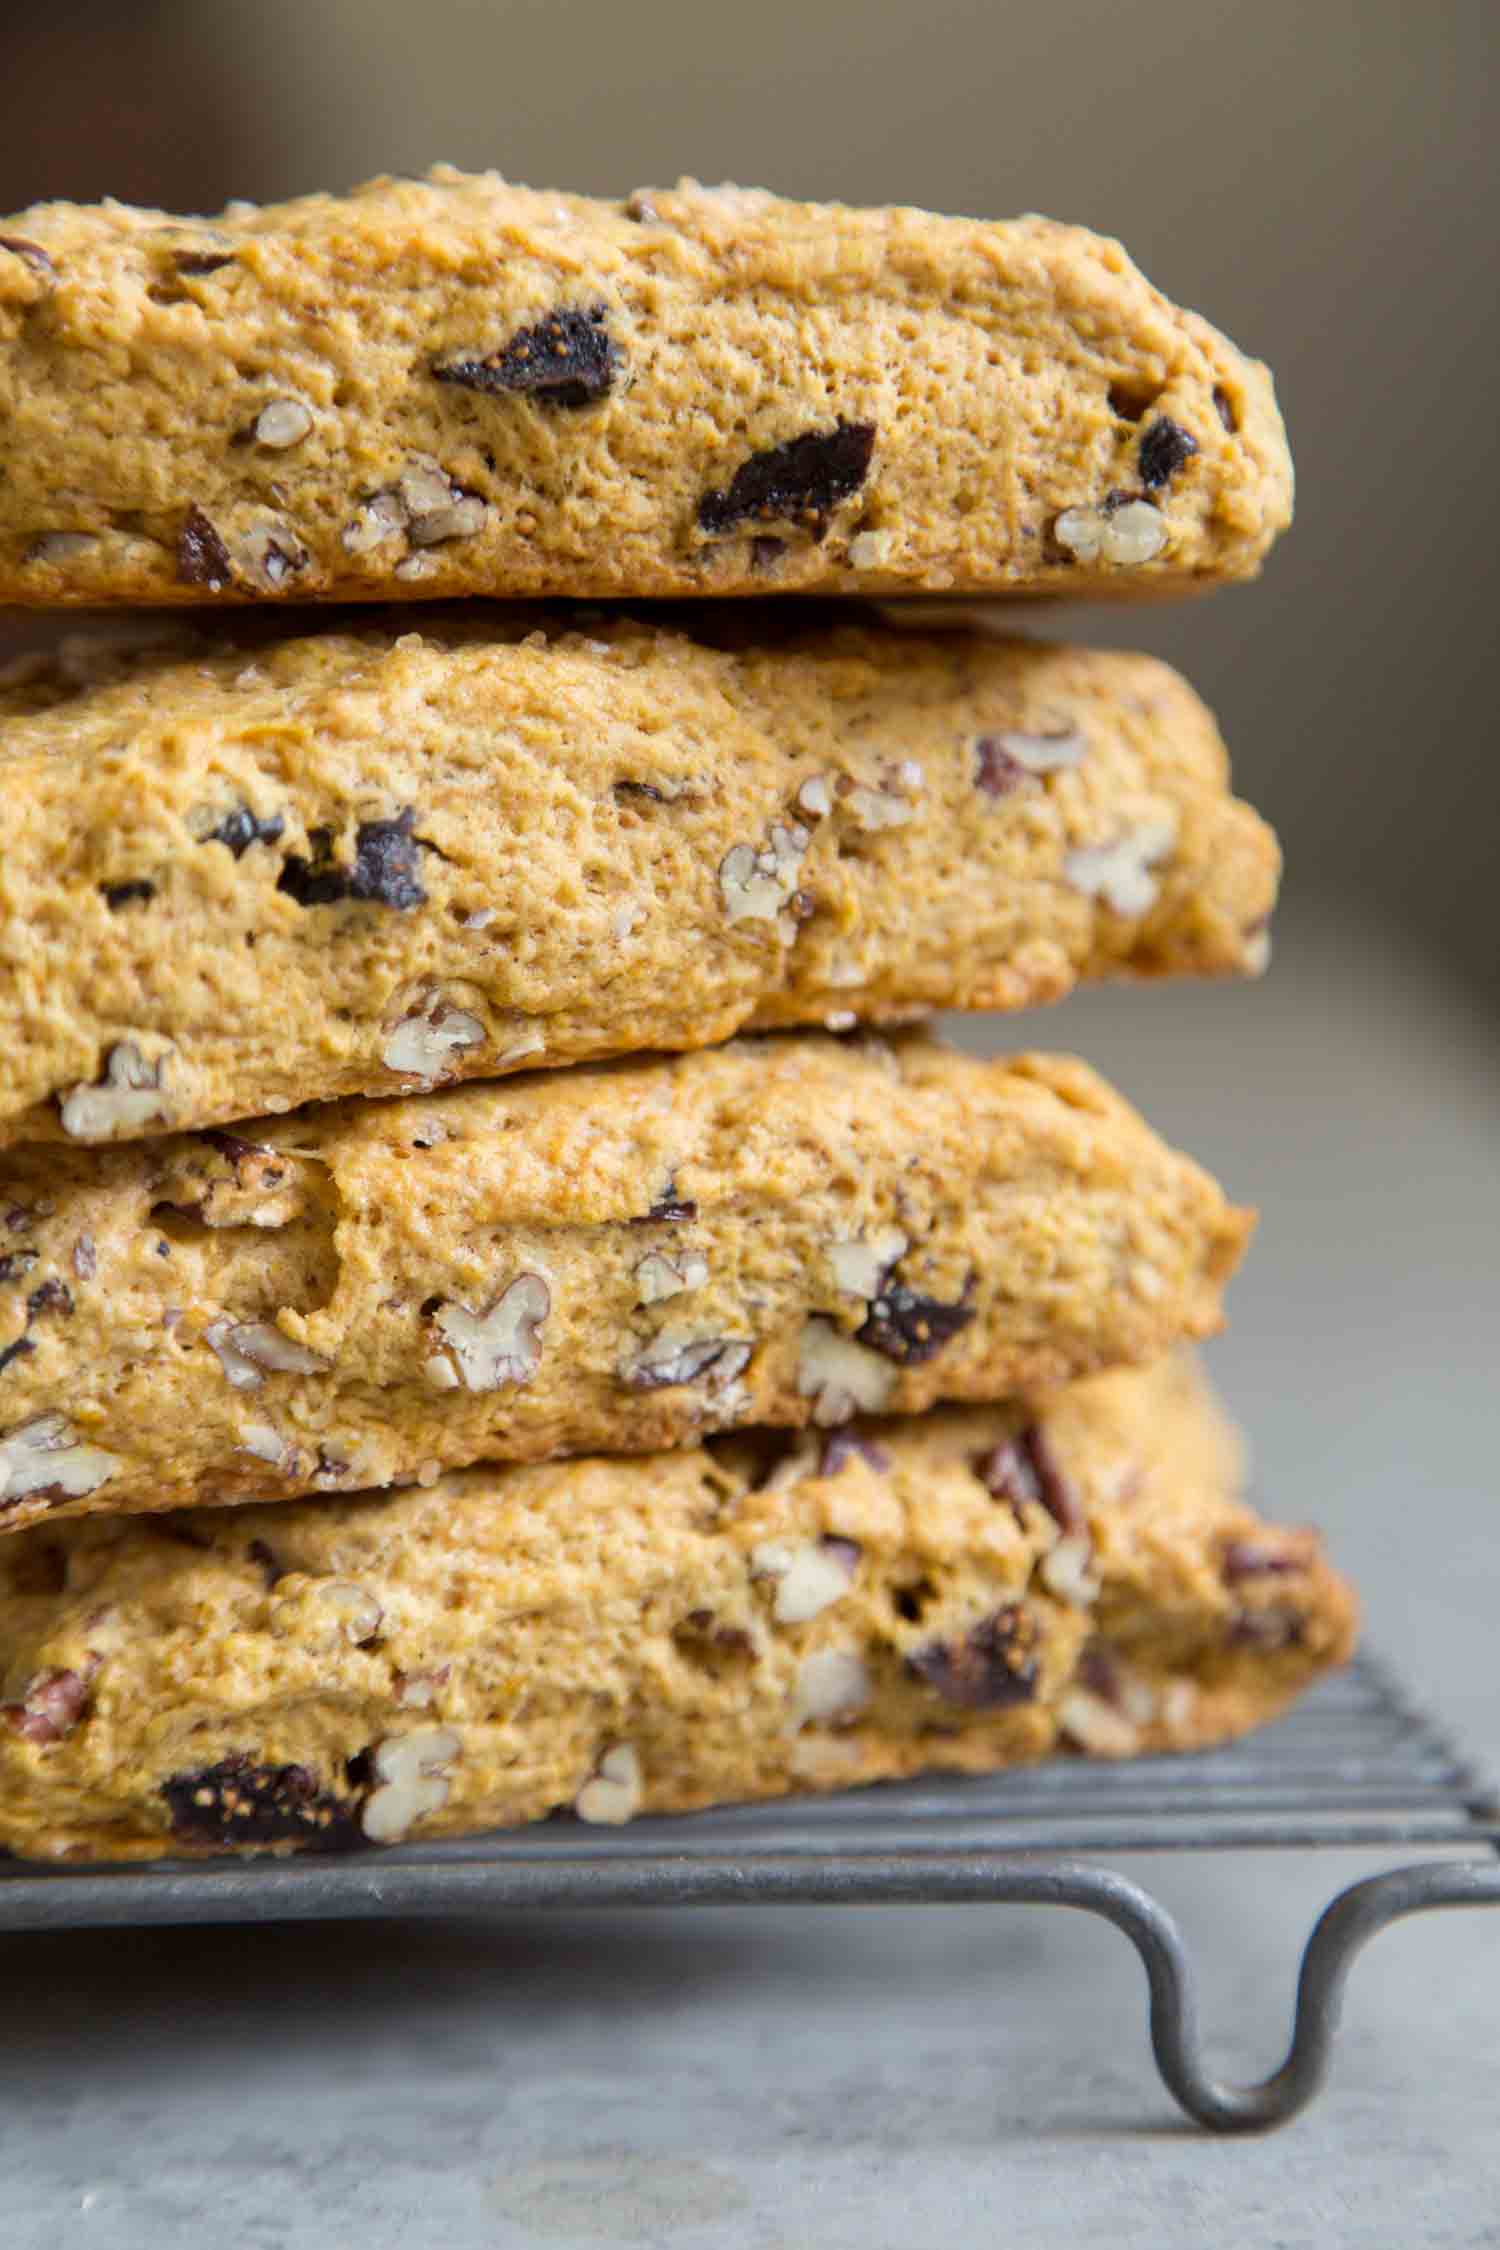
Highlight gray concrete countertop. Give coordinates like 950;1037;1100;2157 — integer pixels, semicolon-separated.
3;906;1497;2250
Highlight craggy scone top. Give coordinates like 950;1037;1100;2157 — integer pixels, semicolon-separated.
0;171;1292;606
0;1032;1252;1530
0;609;1278;1146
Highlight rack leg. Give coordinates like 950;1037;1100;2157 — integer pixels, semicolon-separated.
1071;1855;1500;2131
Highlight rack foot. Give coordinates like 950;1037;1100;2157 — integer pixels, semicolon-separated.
1057;1855;1500;2130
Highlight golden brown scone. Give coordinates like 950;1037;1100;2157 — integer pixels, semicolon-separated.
0;171;1291;607
0;1354;1356;1863
0;1031;1251;1532
0;609;1277;1146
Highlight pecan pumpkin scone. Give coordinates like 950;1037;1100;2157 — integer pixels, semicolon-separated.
0;1355;1355;1862
0;171;1291;607
0;1032;1250;1532
0;609;1276;1146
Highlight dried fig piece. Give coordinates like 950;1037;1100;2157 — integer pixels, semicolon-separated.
162;1753;361;1850
908;1606;1041;1708
278;809;426;911
856;1283;974;1365
698;421;875;537
1137;417;1198;489
434;306;620;407
176;506;234;590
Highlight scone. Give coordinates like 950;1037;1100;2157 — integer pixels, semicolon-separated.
0;1354;1356;1863
0;609;1277;1146
0;171;1292;607
0;1031;1250;1530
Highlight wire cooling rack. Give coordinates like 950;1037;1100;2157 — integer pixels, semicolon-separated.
3;1650;1497;2131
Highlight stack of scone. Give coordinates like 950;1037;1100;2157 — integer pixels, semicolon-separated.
0;174;1354;1861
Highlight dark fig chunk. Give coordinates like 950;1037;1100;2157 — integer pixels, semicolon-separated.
0;1334;34;1376
1213;386;1238;433
204;803;286;858
697;421;876;537
277;808;426;911
101;880;155;910
855;1283;974;1365
173;248;236;275
177;505;235;589
162;1753;362;1851
0;234;55;279
347;809;427;910
0;1251;37;1285
433;305;620;407
1137;417;1199;489
819;1430;892;1477
908;1605;1040;1708
973;1425;1086;1538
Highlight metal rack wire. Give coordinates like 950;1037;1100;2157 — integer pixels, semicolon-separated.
3;1650;1497;2130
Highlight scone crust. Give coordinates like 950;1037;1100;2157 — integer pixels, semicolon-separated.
0;1031;1251;1530
0;172;1291;606
0;1354;1355;1862
0;609;1278;1144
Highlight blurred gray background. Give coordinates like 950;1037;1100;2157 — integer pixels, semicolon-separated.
2;7;1497;2246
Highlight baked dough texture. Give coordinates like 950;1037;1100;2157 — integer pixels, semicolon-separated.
0;1031;1251;1532
0;1354;1356;1863
0;171;1291;607
0;608;1277;1145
